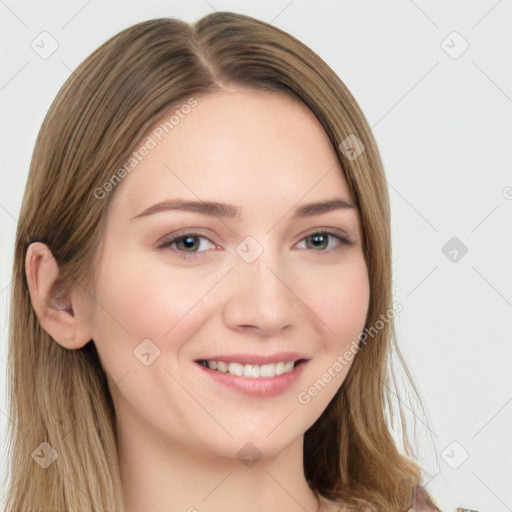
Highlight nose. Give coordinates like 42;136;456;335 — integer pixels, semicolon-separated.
222;247;298;337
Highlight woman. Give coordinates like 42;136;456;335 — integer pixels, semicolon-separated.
5;11;470;512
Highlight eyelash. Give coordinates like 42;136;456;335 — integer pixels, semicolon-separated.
157;229;355;259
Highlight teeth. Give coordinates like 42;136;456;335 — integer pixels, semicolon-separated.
243;364;260;378
217;361;228;372
228;362;243;376
283;361;294;372
200;360;298;378
260;364;275;377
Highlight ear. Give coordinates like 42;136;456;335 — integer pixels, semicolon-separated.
25;242;92;349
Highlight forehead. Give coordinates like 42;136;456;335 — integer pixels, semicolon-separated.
112;89;352;219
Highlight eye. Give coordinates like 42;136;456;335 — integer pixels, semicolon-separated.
296;230;355;251
157;231;217;258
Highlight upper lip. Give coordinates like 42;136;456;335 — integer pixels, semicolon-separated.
195;352;309;365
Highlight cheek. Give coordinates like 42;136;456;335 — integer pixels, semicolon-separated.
303;257;370;348
293;259;369;414
89;248;222;360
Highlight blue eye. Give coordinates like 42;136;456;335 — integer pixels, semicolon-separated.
158;229;354;259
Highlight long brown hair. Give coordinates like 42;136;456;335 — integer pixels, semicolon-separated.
6;12;422;511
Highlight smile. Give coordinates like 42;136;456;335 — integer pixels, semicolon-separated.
194;358;308;397
195;359;303;378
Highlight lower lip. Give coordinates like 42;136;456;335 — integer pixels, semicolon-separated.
195;361;308;397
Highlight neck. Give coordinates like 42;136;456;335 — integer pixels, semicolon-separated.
118;417;321;512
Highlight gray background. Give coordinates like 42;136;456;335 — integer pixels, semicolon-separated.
1;1;511;511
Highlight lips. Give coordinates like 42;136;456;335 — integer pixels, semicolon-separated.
194;352;308;379
194;354;309;397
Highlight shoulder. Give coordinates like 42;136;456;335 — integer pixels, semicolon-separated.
317;495;349;512
413;484;481;512
317;495;370;512
412;484;443;511
317;485;481;512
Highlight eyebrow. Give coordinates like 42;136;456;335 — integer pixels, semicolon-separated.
131;198;355;221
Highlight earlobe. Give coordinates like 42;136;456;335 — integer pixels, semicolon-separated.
25;242;92;349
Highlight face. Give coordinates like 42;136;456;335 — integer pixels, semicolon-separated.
83;89;370;461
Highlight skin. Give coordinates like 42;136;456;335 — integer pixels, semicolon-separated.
26;88;370;512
